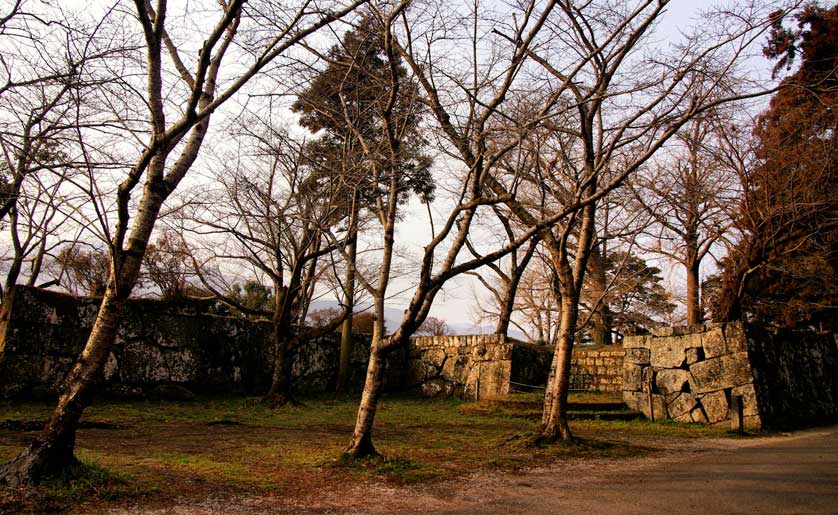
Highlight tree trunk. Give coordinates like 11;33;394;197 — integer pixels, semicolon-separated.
540;291;577;441
0;168;171;484
540;176;598;443
0;292;127;485
587;247;612;345
495;283;514;336
0;287;16;366
344;326;388;459
336;228;357;394
264;287;294;406
685;260;702;326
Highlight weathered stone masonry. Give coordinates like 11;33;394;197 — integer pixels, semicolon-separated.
623;322;838;429
0;287;556;401
0;287;635;401
570;348;624;392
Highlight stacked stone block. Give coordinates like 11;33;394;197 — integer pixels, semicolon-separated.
405;335;512;400
624;322;838;429
623;323;762;428
570;348;625;392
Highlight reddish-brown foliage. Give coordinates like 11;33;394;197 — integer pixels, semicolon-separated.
713;5;837;328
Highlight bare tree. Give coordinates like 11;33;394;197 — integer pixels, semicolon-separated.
416;316;449;336
340;0;571;458
186;120;346;405
479;0;784;441
0;3;118;363
0;0;367;485
466;206;540;336
629;111;739;325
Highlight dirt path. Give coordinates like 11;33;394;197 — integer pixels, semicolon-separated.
112;426;838;515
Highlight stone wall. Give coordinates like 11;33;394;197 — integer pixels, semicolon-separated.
623;322;838;429
397;335;512;399
570;347;624;392
0;287;539;401
509;341;552;388
745;324;838;427
1;287;632;402
0;287;372;400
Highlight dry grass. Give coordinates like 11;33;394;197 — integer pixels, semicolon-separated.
0;392;736;514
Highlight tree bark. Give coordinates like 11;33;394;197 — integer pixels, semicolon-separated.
0;287;16;366
540;292;578;441
540;180;598;442
336;227;357;394
0;150;166;484
344;318;389;459
0;289;127;485
264;287;293;405
685;260;702;326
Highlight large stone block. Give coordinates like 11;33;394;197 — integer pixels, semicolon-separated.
690;406;709;424
699;390;730;423
732;384;760;417
625;348;651;365
723;322;747;351
423;348;446;368
667;392;697;419
703;324;747;358
689;352;753;394
624;364;653;392
655;369;691;395
651;327;675;337
441;355;469;381
685;347;704;365
701;327;726;358
649;336;701;368
623;335;651;349
624;391;647;412
421;378;449;397
651;394;667;421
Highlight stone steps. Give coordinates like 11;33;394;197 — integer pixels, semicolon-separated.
461;393;642;421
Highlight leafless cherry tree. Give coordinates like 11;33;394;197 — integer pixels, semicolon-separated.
184;119;347;405
629;110;741;325
0;0;367;485
0;3;119;362
480;0;785;441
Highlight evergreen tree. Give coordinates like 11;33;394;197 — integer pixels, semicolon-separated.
714;5;838;329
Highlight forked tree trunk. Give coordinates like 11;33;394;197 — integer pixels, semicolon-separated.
0;166;166;484
540;180;598;443
495;286;514;336
494;240;536;337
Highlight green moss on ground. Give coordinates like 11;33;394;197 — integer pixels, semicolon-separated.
0;392;743;514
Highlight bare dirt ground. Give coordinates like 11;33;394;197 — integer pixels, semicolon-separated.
109;426;838;515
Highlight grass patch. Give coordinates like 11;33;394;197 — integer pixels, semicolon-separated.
39;459;132;501
0;458;133;515
0;392;743;514
331;454;441;484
